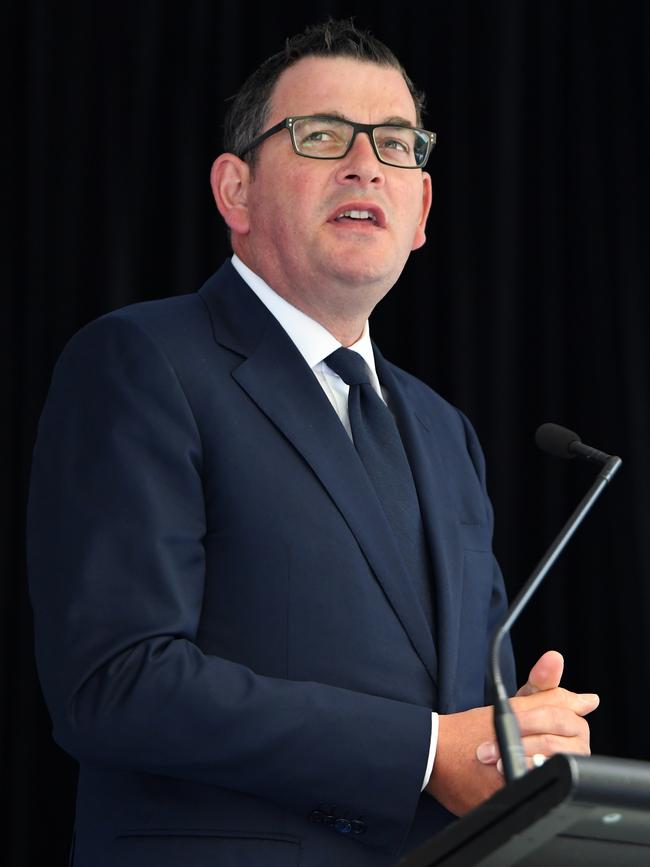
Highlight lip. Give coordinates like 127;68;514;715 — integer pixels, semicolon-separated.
327;201;387;228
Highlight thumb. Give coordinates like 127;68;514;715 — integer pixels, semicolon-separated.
516;650;564;696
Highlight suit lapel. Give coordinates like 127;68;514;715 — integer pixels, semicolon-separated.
374;348;463;713
199;263;438;685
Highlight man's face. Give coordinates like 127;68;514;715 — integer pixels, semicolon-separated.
232;56;432;326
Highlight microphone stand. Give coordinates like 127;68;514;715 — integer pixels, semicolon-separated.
490;453;622;782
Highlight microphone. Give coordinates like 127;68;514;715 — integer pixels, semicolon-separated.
535;422;613;466
489;424;622;782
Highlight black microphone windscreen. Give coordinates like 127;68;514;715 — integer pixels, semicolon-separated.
535;423;582;459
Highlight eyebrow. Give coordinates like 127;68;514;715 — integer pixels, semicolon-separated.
314;111;417;127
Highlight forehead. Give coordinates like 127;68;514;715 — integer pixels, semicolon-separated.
268;56;418;126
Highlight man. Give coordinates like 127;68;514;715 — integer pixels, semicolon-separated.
27;19;597;867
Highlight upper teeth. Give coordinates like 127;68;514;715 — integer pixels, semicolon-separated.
337;210;374;220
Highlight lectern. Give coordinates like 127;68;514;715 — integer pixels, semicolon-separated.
396;752;650;866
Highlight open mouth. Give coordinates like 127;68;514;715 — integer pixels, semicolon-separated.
334;209;378;224
330;203;387;228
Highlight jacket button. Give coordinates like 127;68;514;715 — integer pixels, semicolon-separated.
334;818;352;835
351;819;367;835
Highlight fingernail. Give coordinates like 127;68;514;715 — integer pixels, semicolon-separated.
476;742;498;763
580;693;600;705
496;758;504;775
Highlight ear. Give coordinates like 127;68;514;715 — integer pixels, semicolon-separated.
411;171;433;251
210;153;251;236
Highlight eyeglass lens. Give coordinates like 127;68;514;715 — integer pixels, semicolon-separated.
291;117;429;167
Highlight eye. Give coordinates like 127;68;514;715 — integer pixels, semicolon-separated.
295;119;348;151
301;129;336;144
377;135;411;153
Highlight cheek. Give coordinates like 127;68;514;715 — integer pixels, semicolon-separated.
274;194;322;247
250;198;291;243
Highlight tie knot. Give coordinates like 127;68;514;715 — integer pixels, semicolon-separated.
325;347;371;386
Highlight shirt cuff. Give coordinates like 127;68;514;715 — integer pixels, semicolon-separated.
421;711;439;791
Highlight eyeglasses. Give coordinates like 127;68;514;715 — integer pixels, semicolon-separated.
237;115;437;169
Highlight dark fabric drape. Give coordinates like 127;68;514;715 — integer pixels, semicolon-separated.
4;2;649;864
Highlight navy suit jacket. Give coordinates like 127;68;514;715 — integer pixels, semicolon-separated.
27;260;515;867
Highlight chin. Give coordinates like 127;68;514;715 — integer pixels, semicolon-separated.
340;265;400;297
325;253;394;283
328;239;407;281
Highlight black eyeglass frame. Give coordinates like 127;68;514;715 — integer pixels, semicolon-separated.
237;115;437;169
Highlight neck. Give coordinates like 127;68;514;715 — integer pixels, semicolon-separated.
295;306;367;347
233;251;374;346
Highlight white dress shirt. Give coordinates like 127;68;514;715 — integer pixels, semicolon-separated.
231;254;438;791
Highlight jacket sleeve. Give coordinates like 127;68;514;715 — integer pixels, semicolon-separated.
26;312;431;856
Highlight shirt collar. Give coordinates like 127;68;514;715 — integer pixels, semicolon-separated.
231;254;380;386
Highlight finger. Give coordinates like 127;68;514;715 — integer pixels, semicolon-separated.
512;688;599;717
517;706;592;739
516;650;564;696
519;732;591;757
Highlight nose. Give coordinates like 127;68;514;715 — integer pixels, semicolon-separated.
334;131;386;187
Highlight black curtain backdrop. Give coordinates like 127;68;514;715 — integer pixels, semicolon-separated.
4;2;649;864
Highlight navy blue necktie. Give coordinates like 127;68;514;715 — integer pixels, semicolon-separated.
325;347;435;632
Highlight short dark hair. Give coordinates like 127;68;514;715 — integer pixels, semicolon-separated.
223;18;426;166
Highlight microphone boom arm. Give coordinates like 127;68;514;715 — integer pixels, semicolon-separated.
490;453;622;782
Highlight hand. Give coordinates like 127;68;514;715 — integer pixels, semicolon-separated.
425;650;599;816
476;650;599;774
475;649;564;773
